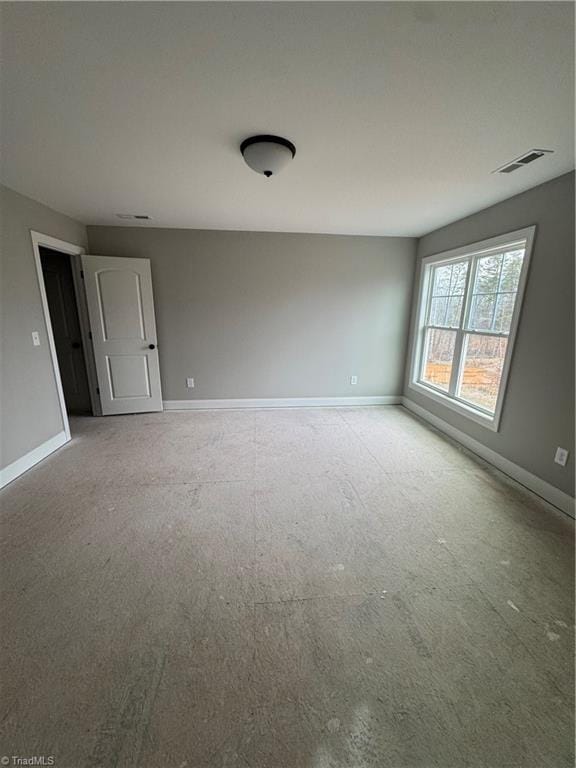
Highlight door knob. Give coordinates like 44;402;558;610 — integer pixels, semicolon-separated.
72;341;81;349
148;343;156;350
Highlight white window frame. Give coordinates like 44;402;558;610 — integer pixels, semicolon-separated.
408;226;536;432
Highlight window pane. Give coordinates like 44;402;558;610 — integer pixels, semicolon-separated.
458;334;508;413
421;328;456;392
468;293;496;331
499;250;524;292
450;261;468;295
445;295;463;327
432;264;452;296
428;260;469;327
429;296;448;325
493;293;515;333
432;261;469;299
467;248;525;334
474;254;503;294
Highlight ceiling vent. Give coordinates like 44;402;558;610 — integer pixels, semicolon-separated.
116;213;151;220
493;149;553;174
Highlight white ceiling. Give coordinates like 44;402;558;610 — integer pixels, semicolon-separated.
1;2;574;237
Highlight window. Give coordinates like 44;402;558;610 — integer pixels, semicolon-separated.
409;227;535;431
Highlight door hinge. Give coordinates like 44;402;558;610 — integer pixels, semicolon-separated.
80;270;84;279
88;331;92;340
96;387;100;395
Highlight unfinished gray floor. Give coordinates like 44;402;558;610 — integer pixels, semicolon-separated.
0;406;573;767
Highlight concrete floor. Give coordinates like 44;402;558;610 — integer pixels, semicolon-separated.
0;406;573;767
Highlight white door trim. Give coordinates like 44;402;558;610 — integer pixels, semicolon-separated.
30;231;99;440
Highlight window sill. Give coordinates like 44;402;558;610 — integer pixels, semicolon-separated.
408;380;501;432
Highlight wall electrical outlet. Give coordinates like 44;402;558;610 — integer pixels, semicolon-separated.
554;447;569;467
186;377;195;389
350;375;358;385
31;331;41;346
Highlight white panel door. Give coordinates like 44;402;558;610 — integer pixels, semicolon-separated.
81;255;163;415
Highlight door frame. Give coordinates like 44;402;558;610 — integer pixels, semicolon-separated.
30;231;102;439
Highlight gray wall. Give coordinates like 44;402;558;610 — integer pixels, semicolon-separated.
1;185;87;469
404;172;575;497
6;175;571;501
87;227;416;401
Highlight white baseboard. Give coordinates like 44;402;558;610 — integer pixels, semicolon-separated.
163;395;402;411
402;398;575;519
0;430;69;489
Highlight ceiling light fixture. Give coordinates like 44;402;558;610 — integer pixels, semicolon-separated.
240;135;296;178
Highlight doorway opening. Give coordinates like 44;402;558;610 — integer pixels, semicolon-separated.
39;247;92;415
